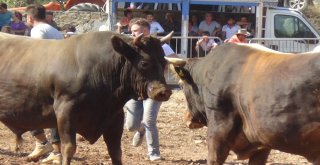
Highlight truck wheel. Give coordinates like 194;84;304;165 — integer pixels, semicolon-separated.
67;3;101;12
284;0;310;11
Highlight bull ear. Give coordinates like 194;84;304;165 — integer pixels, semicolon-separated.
111;35;135;61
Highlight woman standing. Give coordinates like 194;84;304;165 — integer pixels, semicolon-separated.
10;11;27;35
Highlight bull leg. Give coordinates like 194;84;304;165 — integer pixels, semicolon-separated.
103;111;124;165
248;148;271;165
207;111;235;165
55;100;77;165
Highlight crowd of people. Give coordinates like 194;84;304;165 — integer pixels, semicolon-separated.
0;2;76;38
115;9;252;57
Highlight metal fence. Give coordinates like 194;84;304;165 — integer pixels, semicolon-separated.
248;38;320;53
164;36;320;84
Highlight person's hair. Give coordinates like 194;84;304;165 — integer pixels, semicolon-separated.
0;3;7;9
1;25;11;33
143;11;153;16
46;11;53;16
66;25;76;33
205;12;212;17
227;17;235;21
14;11;23;21
26;4;46;21
129;18;150;30
124;9;132;17
202;31;210;36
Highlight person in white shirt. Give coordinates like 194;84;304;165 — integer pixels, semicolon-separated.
198;12;221;36
25;4;63;164
145;11;164;35
196;31;217;57
222;17;240;40
125;17;177;162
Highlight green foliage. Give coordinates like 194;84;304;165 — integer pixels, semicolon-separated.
2;0;55;8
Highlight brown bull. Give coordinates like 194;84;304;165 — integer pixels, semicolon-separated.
0;31;183;165
174;43;320;165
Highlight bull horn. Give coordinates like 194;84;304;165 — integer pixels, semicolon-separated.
164;56;186;67
133;33;144;46
160;31;174;44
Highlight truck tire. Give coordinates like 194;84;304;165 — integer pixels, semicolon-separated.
284;0;310;11
67;3;101;12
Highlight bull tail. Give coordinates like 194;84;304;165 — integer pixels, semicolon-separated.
14;133;23;152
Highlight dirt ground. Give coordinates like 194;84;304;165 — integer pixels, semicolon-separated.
0;90;313;165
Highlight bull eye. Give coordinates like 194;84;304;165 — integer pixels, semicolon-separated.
140;60;150;69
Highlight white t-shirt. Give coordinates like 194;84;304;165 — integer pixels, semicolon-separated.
197;39;217;51
31;23;63;40
222;24;241;39
198;21;221;35
313;45;320;52
162;43;175;56
150;21;164;34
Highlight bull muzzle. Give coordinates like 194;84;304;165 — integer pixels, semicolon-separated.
147;83;172;101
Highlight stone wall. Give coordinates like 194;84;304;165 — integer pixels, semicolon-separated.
53;11;108;33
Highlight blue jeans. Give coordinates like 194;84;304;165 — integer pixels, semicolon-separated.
125;98;162;156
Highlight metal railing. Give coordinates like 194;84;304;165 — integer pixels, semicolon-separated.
164;36;320;84
248;38;320;53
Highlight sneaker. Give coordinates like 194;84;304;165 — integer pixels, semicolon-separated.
27;142;53;161
149;154;161;161
132;130;145;147
41;152;62;164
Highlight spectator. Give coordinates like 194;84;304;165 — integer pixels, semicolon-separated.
196;31;217;57
46;11;59;30
116;8;133;34
237;16;254;37
0;2;13;30
1;25;11;33
188;22;198;57
198;12;221;36
10;11;27;35
145;11;164;35
190;15;199;34
25;4;63;164
125;17;177;162
225;29;250;43
63;24;76;38
162;12;179;32
222;17;240;40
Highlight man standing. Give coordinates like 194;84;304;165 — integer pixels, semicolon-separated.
0;2;13;30
125;17;177;162
25;4;63;164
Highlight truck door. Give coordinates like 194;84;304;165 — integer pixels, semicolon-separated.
265;8;320;53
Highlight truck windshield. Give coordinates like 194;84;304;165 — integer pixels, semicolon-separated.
274;14;318;38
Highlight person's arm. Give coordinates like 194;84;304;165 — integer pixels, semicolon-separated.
221;25;227;40
198;21;205;35
156;22;164;33
162;43;177;57
212;22;221;36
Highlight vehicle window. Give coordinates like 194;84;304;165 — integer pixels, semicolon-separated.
274;14;316;38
